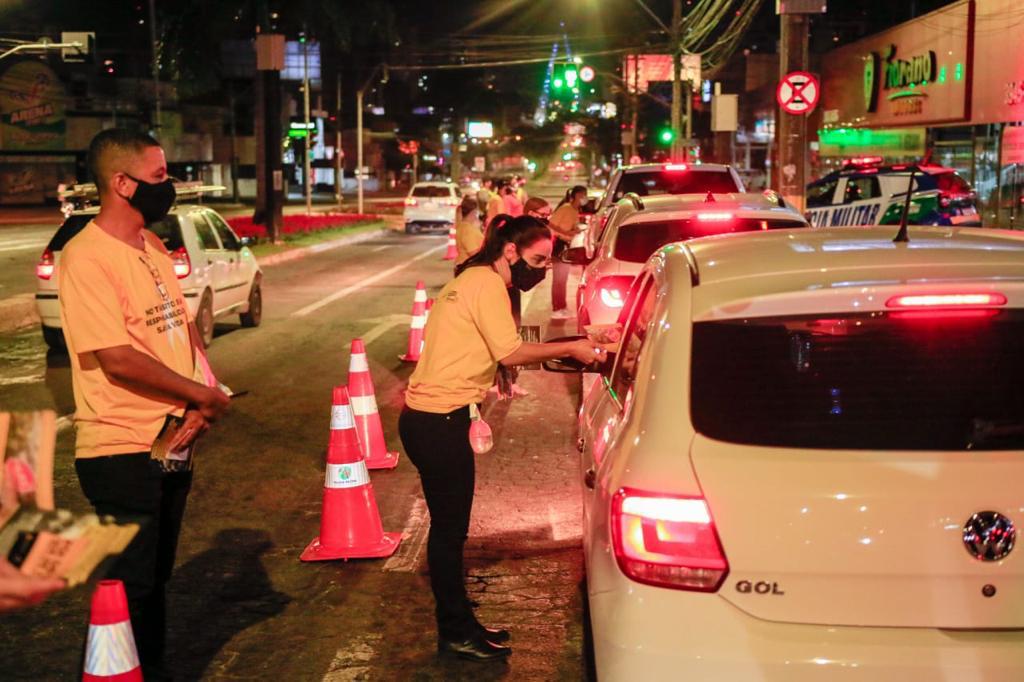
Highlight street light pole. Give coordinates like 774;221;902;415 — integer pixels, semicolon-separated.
303;39;313;216
356;64;387;216
148;0;161;132
670;0;683;159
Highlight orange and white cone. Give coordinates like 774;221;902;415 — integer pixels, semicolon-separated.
301;386;401;561
349;338;400;469
399;281;427;363
83;580;142;682
443;225;457;260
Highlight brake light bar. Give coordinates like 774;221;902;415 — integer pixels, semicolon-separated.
664;163;688;171
886;293;1007;309
611;488;729;592
36;248;55;280
696;212;733;222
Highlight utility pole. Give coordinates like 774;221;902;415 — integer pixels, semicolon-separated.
256;33;285;243
148;0;161;132
303;38;313;215
229;83;239;202
335;71;343;207
356;64;387;216
670;0;683;160
776;10;811;210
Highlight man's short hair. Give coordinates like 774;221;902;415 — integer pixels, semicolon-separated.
87;129;161;191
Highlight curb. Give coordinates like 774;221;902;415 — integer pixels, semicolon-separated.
256;226;392;268
0;294;37;334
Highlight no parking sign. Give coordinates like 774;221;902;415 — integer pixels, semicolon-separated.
777;71;820;115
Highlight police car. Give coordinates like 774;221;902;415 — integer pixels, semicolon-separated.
806;157;981;228
36;182;262;349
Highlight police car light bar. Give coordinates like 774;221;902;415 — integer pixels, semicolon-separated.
844;156;884;168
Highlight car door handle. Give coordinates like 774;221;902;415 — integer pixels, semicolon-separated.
583;467;596;489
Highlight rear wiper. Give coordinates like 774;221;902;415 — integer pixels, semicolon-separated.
967;419;1024;449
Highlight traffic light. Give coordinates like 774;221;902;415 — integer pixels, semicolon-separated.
658;128;676;145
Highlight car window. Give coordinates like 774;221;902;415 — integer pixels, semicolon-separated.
612;169;740;200
147;216;185;252
191;213;222;250
613;218;806;263
844;176;881;203
690;310;1024;450
206;211;241;250
610;279;657;405
806;177;839;207
411;186;450;198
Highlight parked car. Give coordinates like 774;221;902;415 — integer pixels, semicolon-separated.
403;181;460;234
555;224;1024;681
566;191;808;332
806;156;981;227
36;183;261;349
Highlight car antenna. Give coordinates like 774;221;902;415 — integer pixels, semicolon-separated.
894;150;932;244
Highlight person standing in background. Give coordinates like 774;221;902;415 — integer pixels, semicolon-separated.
455;195;484;266
485;180;506;232
501;183;523;217
549;185;587;320
476;178;493;216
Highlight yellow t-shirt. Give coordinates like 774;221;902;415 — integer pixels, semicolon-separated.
455;213;484;265
405;266;522;413
485;195;505;228
549;203;580;243
59;221;195;458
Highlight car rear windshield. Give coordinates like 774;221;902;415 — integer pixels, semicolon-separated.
46;214;183;252
411;186;451;198
691;310;1024;450
614;170;740;199
613;218;806;263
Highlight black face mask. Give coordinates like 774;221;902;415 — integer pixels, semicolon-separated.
511;257;547;292
125;174;176;224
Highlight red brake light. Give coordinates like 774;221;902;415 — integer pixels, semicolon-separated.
664;163;688;171
405;197;418;206
885;293;1006;309
611;488;729;592
600;287;625;308
845;155;884;168
171;247;191;279
597;276;633;309
36;248;55;280
696;212;733;222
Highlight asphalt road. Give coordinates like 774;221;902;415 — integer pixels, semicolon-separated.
0;226;593;680
0;222;55;302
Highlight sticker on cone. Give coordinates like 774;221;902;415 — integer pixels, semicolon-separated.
349;338;400;469
301;386;401;561
83;580;142;682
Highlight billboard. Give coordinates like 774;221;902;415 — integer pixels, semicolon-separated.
820;1;971;128
0;61;67;151
466;121;494;138
623;54;701;93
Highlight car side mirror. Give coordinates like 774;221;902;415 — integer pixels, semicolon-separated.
541;335;615;374
560;246;591;265
239;236;254;247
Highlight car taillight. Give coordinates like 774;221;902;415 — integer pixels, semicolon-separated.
171;247;191;279
696;211;734;222
405;197;418;206
612;488;729;592
885;293;1006;309
36;248;55;280
597;276;633;309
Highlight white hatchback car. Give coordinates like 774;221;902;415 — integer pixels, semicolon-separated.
557;226;1024;680
566;192;808;332
36;185;261;349
403;181;459;233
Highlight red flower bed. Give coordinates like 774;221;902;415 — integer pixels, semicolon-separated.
227;213;378;240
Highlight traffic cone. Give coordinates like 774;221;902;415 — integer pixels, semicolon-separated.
82;580;142;682
349;338;401;469
399;281;427;364
443;225;457;260
301;386;402;561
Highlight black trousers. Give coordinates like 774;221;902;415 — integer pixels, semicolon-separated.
398;405;478;640
75;452;192;671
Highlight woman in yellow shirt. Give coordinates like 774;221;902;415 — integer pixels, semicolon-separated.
549;185;587;320
454;195;484;266
400;215;604;662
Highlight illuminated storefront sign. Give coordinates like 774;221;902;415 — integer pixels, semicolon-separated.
971;0;1024;124
818;127;926;157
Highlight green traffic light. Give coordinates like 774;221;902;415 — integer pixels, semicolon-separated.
553;78;564;89
659;129;675;144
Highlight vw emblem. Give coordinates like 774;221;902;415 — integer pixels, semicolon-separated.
962;511;1016;562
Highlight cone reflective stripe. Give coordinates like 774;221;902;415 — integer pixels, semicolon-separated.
443;226;457;260
399;282;427;364
83;580;142;682
349;338;400;469
301;386;401;561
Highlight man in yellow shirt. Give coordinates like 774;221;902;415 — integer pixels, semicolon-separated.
60;129;229;679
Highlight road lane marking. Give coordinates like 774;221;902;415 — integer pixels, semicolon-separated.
291;244;445;317
358;314;409;347
370;245;391;252
0;241;48;253
383;497;429;573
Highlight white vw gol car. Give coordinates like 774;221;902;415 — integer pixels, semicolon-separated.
547;226;1024;680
